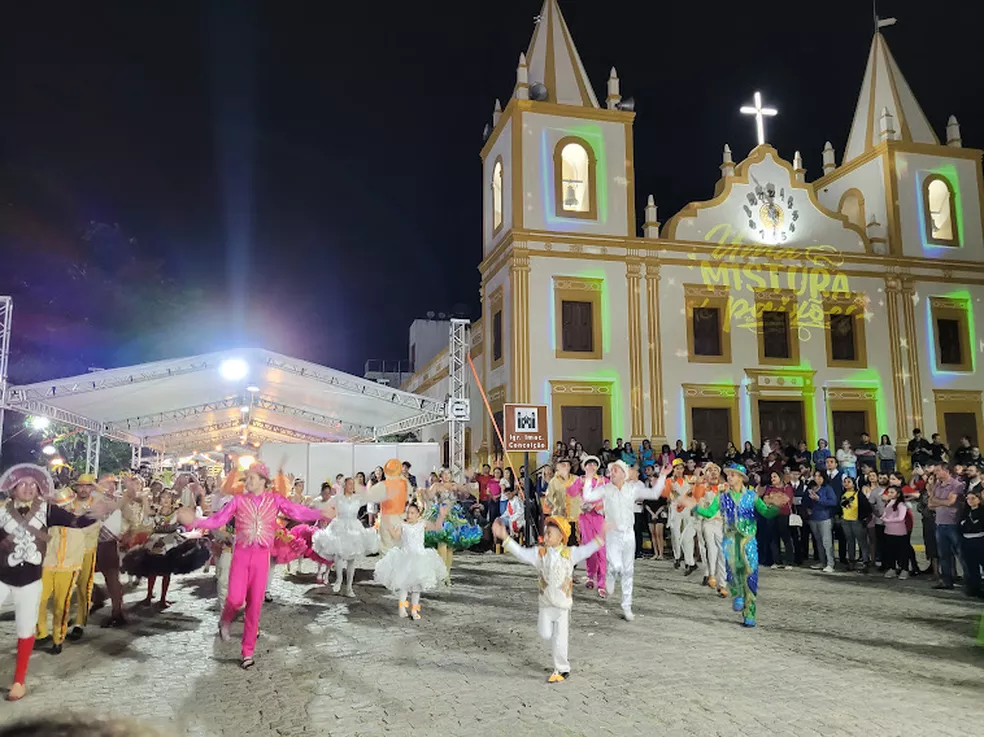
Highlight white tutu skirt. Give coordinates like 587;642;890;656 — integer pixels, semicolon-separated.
373;548;447;593
312;518;379;561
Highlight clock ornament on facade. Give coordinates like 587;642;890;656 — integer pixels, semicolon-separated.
742;176;799;243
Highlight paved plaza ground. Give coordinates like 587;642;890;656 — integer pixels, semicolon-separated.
1;552;982;736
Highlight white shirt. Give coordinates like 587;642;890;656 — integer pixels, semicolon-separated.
504;538;600;610
582;477;666;532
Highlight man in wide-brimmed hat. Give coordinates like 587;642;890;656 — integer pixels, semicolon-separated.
0;464;105;701
64;474;103;642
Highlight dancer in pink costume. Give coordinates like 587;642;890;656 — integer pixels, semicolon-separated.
567;456;607;596
177;462;327;669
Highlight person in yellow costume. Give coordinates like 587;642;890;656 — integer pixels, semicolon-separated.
36;487;84;655
66;474;103;641
544;458;578;544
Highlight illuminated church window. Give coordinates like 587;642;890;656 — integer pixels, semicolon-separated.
492;158;503;233
923;175;959;246
553;137;597;219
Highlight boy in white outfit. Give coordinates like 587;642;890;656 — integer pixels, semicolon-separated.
495;515;604;683
582;460;670;620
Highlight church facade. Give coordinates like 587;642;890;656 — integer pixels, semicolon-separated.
403;0;984;468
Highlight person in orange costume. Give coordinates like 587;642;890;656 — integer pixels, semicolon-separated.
378;459;411;554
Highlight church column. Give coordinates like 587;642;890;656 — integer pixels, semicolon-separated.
509;247;531;403
644;260;665;444
899;277;924;431
884;276;910;446
627;258;645;442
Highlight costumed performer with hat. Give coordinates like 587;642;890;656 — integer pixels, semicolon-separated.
581;460;671;621
35;485;86;655
493;514;607;684
65;473;104;641
693;462;729;597
177;461;330;669
566;455;607;596
90;474;127;627
720;463;783;627
0;464;108;701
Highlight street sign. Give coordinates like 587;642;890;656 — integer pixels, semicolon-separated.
503;403;549;452
448;398;470;421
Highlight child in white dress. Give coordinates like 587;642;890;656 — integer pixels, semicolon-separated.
312;478;385;597
374;503;448;619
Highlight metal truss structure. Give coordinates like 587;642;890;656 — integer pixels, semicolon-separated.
0;305;452;471
0;297;11;468
262;354;446;417
447;319;471;479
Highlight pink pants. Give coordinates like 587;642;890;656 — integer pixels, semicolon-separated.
579;511;606;587
220;545;270;658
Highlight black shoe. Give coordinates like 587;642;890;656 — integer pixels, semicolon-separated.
101;614;127;628
50;643;63;655
264;593;273;603
67;627;84;642
932;582;954;590
33;636;52;650
684;565;697;576
701;576;709;586
673;559;681;569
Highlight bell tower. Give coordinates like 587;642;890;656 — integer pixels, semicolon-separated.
480;0;637;256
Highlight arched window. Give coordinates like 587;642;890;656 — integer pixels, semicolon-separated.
491;158;503;234
553;136;597;219
923;174;959;246
837;188;866;231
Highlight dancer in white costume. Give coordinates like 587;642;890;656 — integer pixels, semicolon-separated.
693;463;729;597
374;502;448;620
312;478;385;597
663;460;697;574
581;460;670;620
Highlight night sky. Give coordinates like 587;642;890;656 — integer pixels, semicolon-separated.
1;0;981;384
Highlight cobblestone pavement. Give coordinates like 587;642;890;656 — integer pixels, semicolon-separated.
1;553;982;736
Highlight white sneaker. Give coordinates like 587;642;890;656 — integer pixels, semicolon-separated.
898;570;910;580
884;569;897;579
622;607;635;621
771;564;780;570
822;565;835;573
218;622;231;642
784;565;794;571
345;587;355;598
332;580;342;593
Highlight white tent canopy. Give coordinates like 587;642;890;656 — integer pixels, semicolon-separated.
4;348;446;455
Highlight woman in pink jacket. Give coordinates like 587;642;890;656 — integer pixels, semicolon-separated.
567;456;607;596
177;462;328;669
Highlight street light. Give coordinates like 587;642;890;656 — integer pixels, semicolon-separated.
28;416;50;432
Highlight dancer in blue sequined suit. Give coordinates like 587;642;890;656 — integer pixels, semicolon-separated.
719;464;781;627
